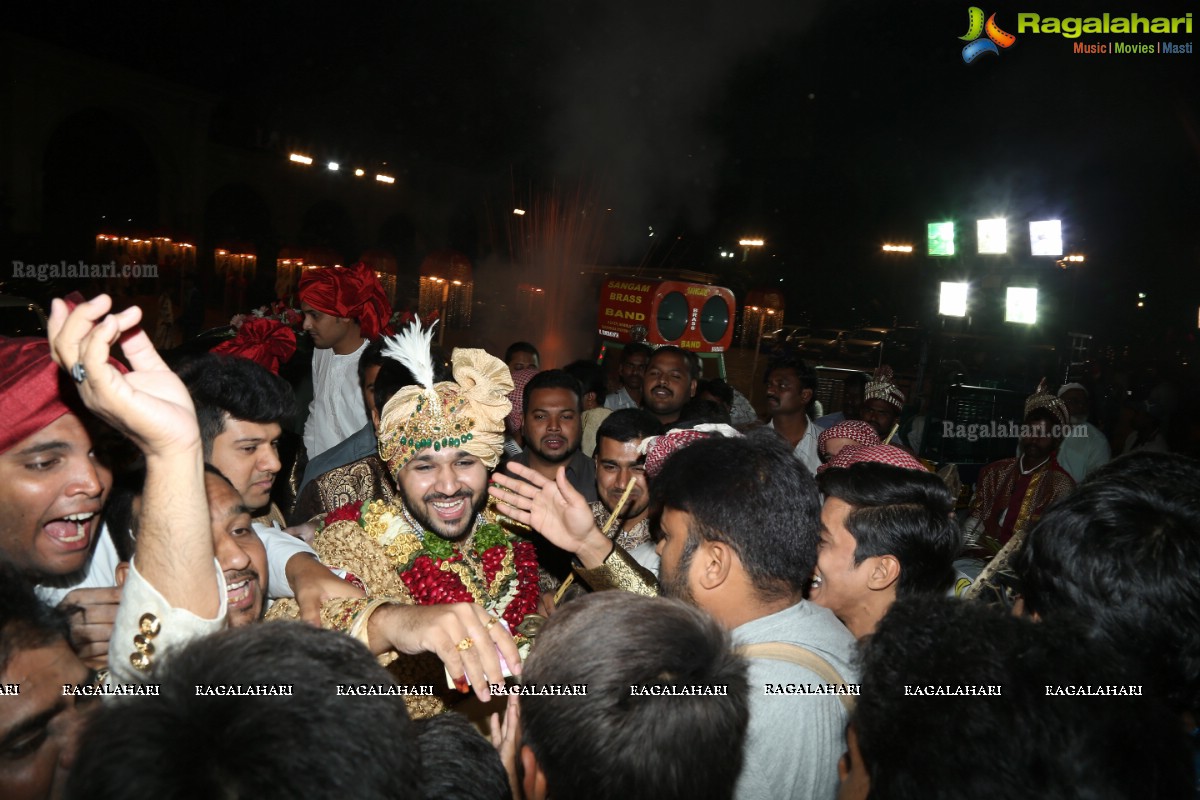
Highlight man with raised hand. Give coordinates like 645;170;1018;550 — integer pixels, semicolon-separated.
47;293;223;681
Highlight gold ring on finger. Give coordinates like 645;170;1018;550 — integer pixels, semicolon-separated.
456;637;474;651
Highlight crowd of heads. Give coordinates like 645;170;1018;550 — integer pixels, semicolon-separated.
0;283;1197;800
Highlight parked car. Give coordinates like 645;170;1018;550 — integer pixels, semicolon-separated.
0;295;48;337
759;325;810;353
840;327;889;365
796;327;847;359
840;326;925;368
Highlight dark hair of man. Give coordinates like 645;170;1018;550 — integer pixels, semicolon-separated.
357;337;389;388
764;354;816;391
103;469;146;563
1014;474;1200;714
0;561;72;674
652;427;820;600
65;623;420;800
817;463;961;596
505;341;539;364
678;397;731;426
520;592;749;800
620;342;653;363
764;355;817;419
1084;451;1200;505
650;345;700;381
522;369;583;415
176;354;295;459
854;596;1191;799
107;465;240;564
563;359;608;403
596;408;662;446
697;378;734;407
373;359;425;414
413;714;512;800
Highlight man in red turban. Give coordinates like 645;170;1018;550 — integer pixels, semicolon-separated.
298;263;393;458
0;337;126;669
0;338;115;582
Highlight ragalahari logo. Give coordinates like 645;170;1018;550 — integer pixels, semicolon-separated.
960;7;1017;63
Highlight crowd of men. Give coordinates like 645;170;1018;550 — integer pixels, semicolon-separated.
1;268;1197;800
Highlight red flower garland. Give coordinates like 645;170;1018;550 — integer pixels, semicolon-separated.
321;502;540;629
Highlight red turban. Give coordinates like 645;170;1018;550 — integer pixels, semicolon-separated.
212;317;297;374
298;263;393;340
0;337;123;454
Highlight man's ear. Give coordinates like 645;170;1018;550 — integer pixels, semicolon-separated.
801;388;814;407
695;540;733;591
865;554;900;592
521;744;550;800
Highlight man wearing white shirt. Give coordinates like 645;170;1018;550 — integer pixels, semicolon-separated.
298;262;393;458
1056;382;1111;483
764;355;824;475
603;342;652;411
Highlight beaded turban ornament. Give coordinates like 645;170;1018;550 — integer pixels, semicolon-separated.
864;366;905;412
377;319;514;475
1024;380;1070;427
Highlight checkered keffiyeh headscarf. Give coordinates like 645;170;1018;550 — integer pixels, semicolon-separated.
864;366;904;412
637;424;741;479
817;420;880;459
818;443;928;474
506;367;538;434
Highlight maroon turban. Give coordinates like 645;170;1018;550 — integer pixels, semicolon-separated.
212;317;297;374
0;337;123;454
298;262;393;340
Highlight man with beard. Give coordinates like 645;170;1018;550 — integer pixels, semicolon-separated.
505;370;596;501
764;355;823;475
503;370;596;580
1053;382;1111;483
641;346;698;426
590;409;661;553
964;390;1075;554
492;428;858;800
267;320;532;716
859;367;911;453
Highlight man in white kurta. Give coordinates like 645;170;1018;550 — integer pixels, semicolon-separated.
299;263;392;458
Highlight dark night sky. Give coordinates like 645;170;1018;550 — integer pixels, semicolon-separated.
9;0;1199;336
